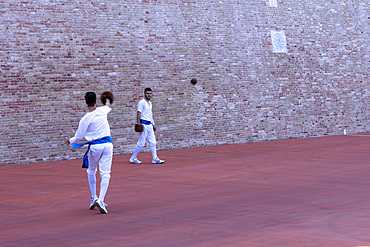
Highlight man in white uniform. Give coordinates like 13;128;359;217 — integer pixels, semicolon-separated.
66;92;113;214
129;88;165;164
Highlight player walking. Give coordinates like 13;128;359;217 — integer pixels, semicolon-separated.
129;88;165;164
66;92;114;214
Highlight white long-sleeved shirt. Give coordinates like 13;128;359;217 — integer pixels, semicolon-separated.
70;105;111;144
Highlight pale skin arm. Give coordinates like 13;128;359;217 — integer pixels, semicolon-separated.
152;116;156;131
137;111;141;124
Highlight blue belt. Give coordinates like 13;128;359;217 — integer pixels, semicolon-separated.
71;136;112;168
140;119;153;125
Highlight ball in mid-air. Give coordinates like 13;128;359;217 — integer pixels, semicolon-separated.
190;78;197;85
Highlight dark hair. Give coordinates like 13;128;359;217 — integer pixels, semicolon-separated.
144;87;152;93
85;92;96;107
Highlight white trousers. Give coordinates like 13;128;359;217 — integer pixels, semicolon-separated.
86;143;113;179
137;124;156;148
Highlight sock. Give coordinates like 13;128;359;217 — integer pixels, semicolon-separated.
150;145;157;160
99;177;110;203
132;145;141;159
88;174;97;199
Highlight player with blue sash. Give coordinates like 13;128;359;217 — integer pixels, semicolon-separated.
66;91;114;214
129;88;165;164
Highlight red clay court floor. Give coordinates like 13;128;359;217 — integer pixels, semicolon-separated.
1;133;369;247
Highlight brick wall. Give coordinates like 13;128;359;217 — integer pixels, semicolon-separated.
1;0;368;165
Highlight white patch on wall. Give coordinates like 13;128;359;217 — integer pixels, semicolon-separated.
269;0;278;7
271;30;287;53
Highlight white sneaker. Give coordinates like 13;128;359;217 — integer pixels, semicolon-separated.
89;196;98;210
94;200;108;214
129;157;142;164
152;157;165;164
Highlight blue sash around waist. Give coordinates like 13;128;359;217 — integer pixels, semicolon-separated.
71;136;112;168
140;119;152;125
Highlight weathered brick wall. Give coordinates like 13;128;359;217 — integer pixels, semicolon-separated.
1;0;368;165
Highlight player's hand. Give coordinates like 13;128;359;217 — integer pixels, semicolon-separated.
65;136;71;145
153;126;157;132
